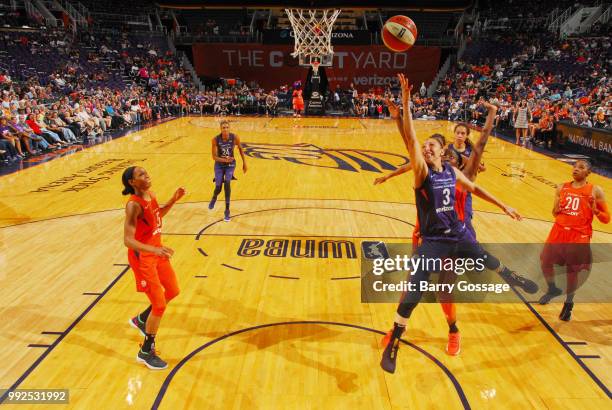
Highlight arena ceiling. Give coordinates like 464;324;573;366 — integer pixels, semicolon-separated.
157;1;473;10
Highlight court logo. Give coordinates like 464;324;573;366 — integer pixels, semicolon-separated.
501;163;557;188
361;241;390;260
238;238;357;259
241;142;408;173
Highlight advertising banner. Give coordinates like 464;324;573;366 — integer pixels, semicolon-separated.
557;121;612;160
192;43;441;90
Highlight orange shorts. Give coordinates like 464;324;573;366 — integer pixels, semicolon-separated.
540;225;592;271
128;250;180;316
293;100;304;110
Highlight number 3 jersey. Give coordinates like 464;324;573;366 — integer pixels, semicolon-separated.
554;182;594;236
415;162;465;241
129;194;162;248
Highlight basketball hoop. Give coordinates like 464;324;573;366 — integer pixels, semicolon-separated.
285;8;341;66
311;59;320;74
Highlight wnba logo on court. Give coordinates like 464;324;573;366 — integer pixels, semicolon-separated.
241;142;408;173
238;238;357;259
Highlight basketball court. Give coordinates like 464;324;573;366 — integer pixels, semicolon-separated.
1;116;610;408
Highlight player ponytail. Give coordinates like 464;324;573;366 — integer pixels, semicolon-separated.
121;166;136;196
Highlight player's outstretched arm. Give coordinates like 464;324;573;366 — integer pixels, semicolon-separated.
454;167;522;220
385;96;404;140
235;134;247;173
124;201;174;257
397;73;427;187
374;164;413;185
160;187;186;217
593;185;610;223
463;100;497;180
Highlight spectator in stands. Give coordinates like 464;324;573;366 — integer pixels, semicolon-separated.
10;116;53;151
0;116;27;158
26;113;68;146
45;112;78;143
514;100;531;145
265;92;278;116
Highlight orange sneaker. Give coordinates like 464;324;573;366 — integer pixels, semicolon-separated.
380;329;393;348
446;331;461;356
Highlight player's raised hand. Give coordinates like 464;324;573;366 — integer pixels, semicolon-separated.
397;73;413;104
590;195;601;216
502;205;522;221
172;187;186;203
385;98;400;119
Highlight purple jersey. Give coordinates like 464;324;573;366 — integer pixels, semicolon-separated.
216;133;235;166
415;162;465;241
447;143;473;163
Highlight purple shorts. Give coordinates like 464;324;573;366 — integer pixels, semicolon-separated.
214;162;235;186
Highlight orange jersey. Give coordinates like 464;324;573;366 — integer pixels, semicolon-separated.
455;186;467;222
292;89;303;102
129;193;162;247
554;182;594;237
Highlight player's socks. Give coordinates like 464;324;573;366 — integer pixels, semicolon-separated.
142;333;156;352
138;306;152;324
381;322;405;374
128;306;151;336
224;181;231;203
559;302;573;321
497;266;538;294
538;285;563;305
448;322;459;333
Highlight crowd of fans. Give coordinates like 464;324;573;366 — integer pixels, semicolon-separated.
0;25;200;163
426;30;611;146
1;7;611;164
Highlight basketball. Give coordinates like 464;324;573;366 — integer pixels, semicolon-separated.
382;15;418;52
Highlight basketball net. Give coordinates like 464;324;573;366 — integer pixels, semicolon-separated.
285;8;341;66
312;60;320;74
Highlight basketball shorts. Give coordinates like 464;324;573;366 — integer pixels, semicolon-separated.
128;250;180;316
214;162;236;186
540;225;592;272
